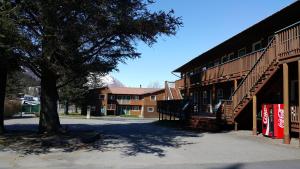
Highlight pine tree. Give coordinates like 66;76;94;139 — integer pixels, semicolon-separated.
15;0;182;133
0;0;21;134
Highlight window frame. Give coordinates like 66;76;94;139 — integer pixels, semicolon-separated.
132;106;140;111
147;107;154;112
252;40;262;52
150;95;156;101
238;48;246;57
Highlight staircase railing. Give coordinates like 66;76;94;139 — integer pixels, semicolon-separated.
229;37;277;113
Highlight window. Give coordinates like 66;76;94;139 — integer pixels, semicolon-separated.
117;96;122;100
221;55;230;63
252;40;262;51
109;95;115;100
208;61;214;68
214;59;220;66
147;107;154;112
238;48;246;57
133;95;139;100
126;95;131;100
99;94;105;100
228;52;235;60
150;95;156;100
132;106;140;111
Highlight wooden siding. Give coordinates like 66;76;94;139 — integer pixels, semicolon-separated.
201;50;263;84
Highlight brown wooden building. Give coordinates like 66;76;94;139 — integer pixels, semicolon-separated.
159;2;300;144
88;87;166;118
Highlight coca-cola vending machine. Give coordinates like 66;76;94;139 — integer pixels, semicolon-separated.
261;104;284;139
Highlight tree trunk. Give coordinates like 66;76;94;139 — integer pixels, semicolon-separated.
75;105;78;113
39;69;61;133
0;64;7;134
64;100;69;115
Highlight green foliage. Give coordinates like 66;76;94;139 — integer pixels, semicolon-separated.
16;0;182;85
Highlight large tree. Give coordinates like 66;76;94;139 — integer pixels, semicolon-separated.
0;1;21;134
16;0;182;133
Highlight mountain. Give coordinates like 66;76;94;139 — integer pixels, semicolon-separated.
86;74;124;89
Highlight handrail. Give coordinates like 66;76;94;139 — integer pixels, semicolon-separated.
275;20;300;34
229;36;275;100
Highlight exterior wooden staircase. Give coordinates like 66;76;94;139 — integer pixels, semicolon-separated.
221;21;300;124
222;36;279;123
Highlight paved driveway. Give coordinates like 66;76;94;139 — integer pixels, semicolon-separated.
1;117;300;169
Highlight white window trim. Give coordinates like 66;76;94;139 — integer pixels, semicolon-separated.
252;40;262;52
150;95;156;101
228;52;234;60
147;107;154;112
238;48;246;57
221;55;230;63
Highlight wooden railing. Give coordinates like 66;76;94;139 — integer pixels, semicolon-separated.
231;38;277;111
276;21;300;60
220;100;234;124
231;21;300;115
157;99;190;120
201;50;263;83
290;105;300;132
117;99;130;105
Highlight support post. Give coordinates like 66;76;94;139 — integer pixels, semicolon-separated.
252;95;257;135
233;80;238;107
298;60;300;146
234;122;238;131
283;63;290;144
212;84;216;107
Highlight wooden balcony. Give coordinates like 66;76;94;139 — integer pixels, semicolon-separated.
116;99;143;105
277;21;300;62
201;50;263;85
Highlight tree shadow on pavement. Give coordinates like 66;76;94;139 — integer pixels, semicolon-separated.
0;120;201;157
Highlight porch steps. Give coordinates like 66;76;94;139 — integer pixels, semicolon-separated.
185;116;220;131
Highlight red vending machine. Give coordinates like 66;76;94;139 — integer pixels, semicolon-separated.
261;104;273;137
261;104;284;139
273;104;284;139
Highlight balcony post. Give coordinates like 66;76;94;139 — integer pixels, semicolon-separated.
283;63;290;144
212;84;216;113
252;95;257;135
298;60;300;146
233;80;238;106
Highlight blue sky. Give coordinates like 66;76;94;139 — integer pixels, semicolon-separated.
111;0;294;88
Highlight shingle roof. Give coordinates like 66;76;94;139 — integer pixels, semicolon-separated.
108;87;164;95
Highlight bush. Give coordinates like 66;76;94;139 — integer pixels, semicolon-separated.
4;99;21;118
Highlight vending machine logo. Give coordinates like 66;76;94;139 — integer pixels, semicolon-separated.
277;104;284;128
263;105;268;124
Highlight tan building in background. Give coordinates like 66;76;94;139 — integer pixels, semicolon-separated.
88;87;166;118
